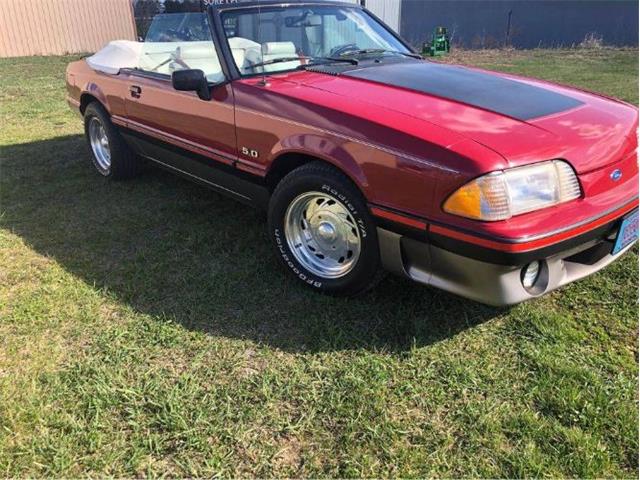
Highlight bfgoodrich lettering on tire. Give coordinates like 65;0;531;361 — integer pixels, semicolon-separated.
268;162;383;296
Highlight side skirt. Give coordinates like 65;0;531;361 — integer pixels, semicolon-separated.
120;127;270;209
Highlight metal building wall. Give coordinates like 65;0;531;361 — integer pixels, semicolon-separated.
316;0;401;33
399;0;638;49
364;0;401;33
0;0;136;58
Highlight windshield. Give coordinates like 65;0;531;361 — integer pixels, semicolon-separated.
221;5;411;75
145;13;211;42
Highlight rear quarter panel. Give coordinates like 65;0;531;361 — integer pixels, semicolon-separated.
66;60;128;118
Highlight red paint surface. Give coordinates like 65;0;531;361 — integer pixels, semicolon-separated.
66;58;639;251
370;207;428;230
431;198;638;252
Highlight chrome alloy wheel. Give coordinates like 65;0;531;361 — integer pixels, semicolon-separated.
88;117;111;171
284;192;362;279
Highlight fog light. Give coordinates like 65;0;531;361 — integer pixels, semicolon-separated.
522;261;541;289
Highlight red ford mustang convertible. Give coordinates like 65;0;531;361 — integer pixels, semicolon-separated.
66;0;638;305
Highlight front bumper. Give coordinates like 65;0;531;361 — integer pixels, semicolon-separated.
377;207;637;306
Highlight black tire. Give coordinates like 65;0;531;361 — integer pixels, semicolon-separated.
268;162;383;296
83;102;141;179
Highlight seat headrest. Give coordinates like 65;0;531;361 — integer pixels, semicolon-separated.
228;36;261;50
261;41;296;56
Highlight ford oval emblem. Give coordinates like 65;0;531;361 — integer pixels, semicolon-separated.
610;169;623;182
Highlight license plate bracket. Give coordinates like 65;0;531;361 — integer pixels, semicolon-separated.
612;209;639;255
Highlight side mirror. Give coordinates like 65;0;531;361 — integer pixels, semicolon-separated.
171;69;211;101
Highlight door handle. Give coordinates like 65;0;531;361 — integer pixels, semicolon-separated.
129;85;142;98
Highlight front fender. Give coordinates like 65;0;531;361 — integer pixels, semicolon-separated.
270;133;370;191
267;131;449;220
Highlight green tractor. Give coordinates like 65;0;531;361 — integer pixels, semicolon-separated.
423;26;450;57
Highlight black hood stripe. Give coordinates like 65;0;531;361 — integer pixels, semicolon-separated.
334;61;583;121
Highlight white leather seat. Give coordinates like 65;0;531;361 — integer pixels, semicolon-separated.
228;37;262;74
227;39;300;74
260;41;300;72
86;38;301;80
138;41;224;83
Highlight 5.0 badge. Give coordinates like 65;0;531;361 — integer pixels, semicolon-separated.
241;147;259;158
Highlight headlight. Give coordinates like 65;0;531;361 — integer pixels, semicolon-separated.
443;160;581;221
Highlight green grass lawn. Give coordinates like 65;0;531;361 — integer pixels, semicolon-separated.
0;49;638;477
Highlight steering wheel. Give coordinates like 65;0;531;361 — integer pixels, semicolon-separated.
329;43;359;57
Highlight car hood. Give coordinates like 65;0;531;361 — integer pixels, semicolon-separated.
297;61;638;174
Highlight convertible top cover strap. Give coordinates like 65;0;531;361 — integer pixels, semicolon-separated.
341;61;584;121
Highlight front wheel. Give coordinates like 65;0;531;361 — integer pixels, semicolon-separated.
268;162;382;296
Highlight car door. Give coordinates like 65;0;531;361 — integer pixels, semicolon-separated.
122;11;238;174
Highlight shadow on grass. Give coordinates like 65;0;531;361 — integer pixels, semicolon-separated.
1;134;506;353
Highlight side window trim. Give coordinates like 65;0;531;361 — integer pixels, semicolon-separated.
121;68;171;82
121;68;228;89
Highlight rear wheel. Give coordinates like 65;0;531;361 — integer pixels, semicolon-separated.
268;162;383;296
83;102;141;179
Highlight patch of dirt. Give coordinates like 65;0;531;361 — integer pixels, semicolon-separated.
237;347;268;378
271;434;304;473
